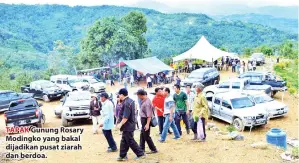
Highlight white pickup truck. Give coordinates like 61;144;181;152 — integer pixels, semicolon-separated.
202;78;272;97
206;92;269;131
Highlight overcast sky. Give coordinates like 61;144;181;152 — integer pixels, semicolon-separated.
1;0;298;7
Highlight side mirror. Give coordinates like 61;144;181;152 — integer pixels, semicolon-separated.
38;103;43;107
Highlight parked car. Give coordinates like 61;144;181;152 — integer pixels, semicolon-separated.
0;90;33;112
21;80;65;102
4;98;45;127
247;92;288;118
79;76;106;93
206;92;268;131
202;78;272;97
239;71;287;96
249;53;265;65
50;75;89;92
55;91;91;127
180;68;220;87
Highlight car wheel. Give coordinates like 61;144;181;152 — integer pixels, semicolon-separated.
233;118;245;131
62;116;69;127
43;95;50;102
271;91;277;97
72;89;78;92
205;92;214;98
90;87;95;93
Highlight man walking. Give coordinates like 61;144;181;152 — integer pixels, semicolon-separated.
159;87;180;142
116;89;145;161
99;92;117;152
137;89;158;154
173;84;190;135
185;85;197;140
193;83;209;141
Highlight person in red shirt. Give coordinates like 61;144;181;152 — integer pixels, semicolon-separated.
152;87;172;135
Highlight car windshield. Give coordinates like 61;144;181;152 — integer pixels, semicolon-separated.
40;81;56;88
231;97;255;109
68;79;83;84
188;72;204;79
10;100;37;111
254;95;274;104
67;93;90;101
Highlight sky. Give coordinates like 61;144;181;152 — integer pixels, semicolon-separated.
1;0;298;7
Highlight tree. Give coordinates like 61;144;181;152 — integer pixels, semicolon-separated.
79;11;149;69
243;48;252;56
279;40;297;59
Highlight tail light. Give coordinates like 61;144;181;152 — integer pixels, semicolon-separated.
4;114;7;122
35;109;39;117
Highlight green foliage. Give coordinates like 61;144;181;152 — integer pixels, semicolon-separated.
288;87;297;95
279;40;298;59
243;48;252;57
274;60;298;94
226;125;237;132
292;147;299;158
79;11;149;69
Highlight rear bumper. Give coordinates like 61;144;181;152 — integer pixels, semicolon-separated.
6;118;40;127
272;86;288;91
48;93;64;99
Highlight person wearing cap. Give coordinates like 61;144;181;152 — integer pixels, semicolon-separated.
116;88;145;161
99;92;117;152
90;94;102;134
137;89;158;154
193;83;208;141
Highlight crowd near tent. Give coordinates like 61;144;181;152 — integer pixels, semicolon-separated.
122;56;173;74
173;36;235;62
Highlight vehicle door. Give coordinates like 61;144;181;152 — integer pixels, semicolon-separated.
220;99;234;123
211;97;221;117
231;82;241;91
32;83;43;98
201;71;209;86
249;75;263;85
0;93;10;109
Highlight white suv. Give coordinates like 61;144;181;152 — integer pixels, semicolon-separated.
207;92;269;131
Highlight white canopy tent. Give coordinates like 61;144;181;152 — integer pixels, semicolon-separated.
173;36;235;62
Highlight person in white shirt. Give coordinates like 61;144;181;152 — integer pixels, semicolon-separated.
185;85;197;140
147;75;152;88
130;75;134;87
188;61;193;73
99;92;117;152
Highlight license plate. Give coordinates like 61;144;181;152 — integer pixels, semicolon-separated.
256;120;265;124
19;120;27;125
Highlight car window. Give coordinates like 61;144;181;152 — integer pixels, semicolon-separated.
0;93;7;100
250;76;262;82
7;92;18;98
232;82;241;89
214;98;221;105
9;99;37;111
57;80;62;84
63;81;68;84
222;100;232;109
219;82;230;88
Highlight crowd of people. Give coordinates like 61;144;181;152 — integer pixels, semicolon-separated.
89;83;209;161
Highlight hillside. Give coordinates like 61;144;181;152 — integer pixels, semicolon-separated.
215;13;298;34
0;4;297;67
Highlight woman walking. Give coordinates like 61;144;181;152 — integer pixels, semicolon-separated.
90;94;102;134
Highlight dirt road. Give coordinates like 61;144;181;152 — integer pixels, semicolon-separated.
0;66;298;163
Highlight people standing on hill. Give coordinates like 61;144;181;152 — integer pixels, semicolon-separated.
159;87;181;143
99;92;117;152
173;84;190;136
232;60;236;72
116;88;145;161
90;94;102;134
137;89;158;154
193;83;208;141
147;75;152;88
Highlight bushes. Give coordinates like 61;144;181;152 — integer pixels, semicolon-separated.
289;87;297;95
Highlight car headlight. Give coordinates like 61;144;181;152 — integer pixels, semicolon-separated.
244;116;255;120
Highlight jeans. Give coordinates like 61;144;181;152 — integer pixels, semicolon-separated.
232;66;236;72
140;118;157;151
158;116;172;135
92;116;101;133
196;118;206;140
119;131;144;158
103;130;117;150
175;111;189;135
160;114;180;141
